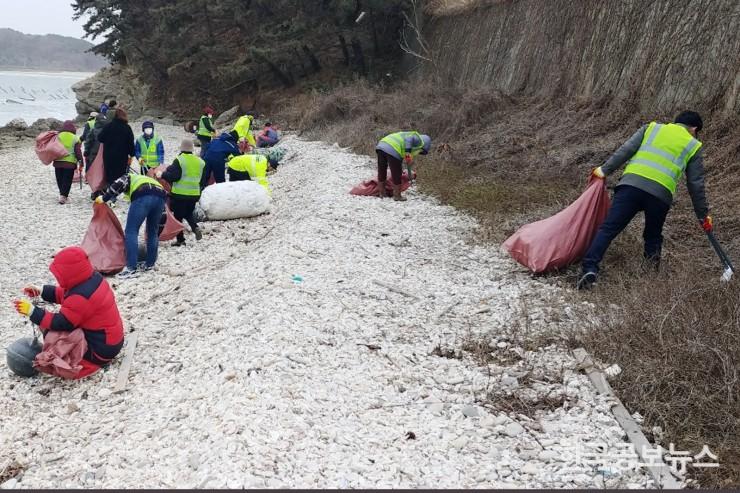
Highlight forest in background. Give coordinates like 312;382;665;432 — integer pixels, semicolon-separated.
0;29;106;72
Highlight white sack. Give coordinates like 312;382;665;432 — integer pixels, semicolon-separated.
198;180;270;221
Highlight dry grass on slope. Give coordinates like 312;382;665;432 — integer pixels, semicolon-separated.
275;79;740;486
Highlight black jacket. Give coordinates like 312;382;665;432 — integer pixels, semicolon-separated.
98;118;135;183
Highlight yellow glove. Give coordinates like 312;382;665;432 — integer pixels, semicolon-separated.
94;196;104;204
13;299;34;317
592;167;605;179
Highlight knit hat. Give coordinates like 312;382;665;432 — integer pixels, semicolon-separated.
204;105;215;115
61;120;77;133
142;121;154;131
180;139;195;153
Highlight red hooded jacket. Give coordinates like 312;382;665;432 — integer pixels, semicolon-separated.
30;246;124;365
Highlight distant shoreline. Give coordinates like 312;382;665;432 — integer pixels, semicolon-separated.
0;68;100;77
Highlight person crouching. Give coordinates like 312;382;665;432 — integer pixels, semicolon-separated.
157;139;205;246
12;246;124;378
95;171;166;277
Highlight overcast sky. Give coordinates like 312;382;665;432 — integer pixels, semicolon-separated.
0;0;89;39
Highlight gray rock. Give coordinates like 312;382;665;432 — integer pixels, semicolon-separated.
4;118;27;130
500;376;519;388
214;105;240;129
521;463;540;475
450;436;469;450
538;450;558;461
0;478;18;489
428;402;444;415
461;405;480;418
504;422;525;437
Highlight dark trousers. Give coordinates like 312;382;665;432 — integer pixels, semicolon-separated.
197;137;211;158
202;158;226;187
227;169;250;182
170;197;199;242
377;150;403;185
54;167;75;197
582;185;670;274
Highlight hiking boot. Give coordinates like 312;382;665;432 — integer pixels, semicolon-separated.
143;264;156;272
392;184;407;202
193;227;203;241
117;268;139;279
58;195;68;204
172;238;186;247
576;271;598;291
377;180;386;198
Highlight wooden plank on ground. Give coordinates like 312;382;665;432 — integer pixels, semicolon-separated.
372;279;419;300
573;347;682;489
113;332;139;394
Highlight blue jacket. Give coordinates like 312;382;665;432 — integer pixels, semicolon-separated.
99;102;109;115
134;134;165;165
204;132;241;165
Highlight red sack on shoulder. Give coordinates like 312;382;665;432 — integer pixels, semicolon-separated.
87;145;106;192
159;204;184;241
502;178;611;273
350;171;414;196
81;202;126;274
35;131;67;165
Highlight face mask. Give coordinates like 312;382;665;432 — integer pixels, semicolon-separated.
208;114;213;118
144;128;153;136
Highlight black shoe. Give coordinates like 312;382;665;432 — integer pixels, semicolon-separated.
577;271;598;291
172;239;186;247
194;227;203;241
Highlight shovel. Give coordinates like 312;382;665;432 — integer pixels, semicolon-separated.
706;231;734;282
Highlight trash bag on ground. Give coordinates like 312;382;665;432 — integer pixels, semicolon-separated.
502;177;611;273
159;204;184;241
198;180;270;221
86;144;106;193
253;146;287;164
35;131;67;165
350;171;415;197
80;202;126;274
33;329;88;379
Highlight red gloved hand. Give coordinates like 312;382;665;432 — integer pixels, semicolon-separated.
404;154;412;164
22;285;41;297
13;299;34;317
702;216;713;233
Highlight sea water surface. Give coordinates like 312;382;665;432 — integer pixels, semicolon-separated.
0;70;93;126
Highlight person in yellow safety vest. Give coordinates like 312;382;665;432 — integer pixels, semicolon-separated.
232;114;257;150
196;105;216;158
577;111;712;290
134;121;165;175
375;131;432;201
226;154;277;195
157;139;206;246
53;120;83;204
96;171;167;278
80;112;97;150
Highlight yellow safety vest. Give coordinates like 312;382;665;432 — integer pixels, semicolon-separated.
137;135;162;168
126;174;163;201
233;116;256;146
228;154;270;195
57;131;80;164
380;131;425;158
171;153;205;196
197;115;214;138
623;122;702;196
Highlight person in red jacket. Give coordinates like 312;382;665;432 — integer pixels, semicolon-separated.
13;246;124;377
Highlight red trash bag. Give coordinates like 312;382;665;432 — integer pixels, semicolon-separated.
502;178;611;273
33;329;88;379
35;131;67;165
87;145;106;193
159;204;184;241
350;171;415;196
80;202;126;274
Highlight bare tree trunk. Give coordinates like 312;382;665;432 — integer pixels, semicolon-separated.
303;45;321;73
351;38;366;75
338;34;350;66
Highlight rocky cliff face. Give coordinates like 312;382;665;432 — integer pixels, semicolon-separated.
72;65;179;124
421;0;740;114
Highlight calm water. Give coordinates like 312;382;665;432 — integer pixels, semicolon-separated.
0;70;93;126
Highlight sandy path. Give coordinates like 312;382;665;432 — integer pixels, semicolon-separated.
0;125;654;488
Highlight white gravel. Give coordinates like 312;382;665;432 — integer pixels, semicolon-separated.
0;124;657;488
